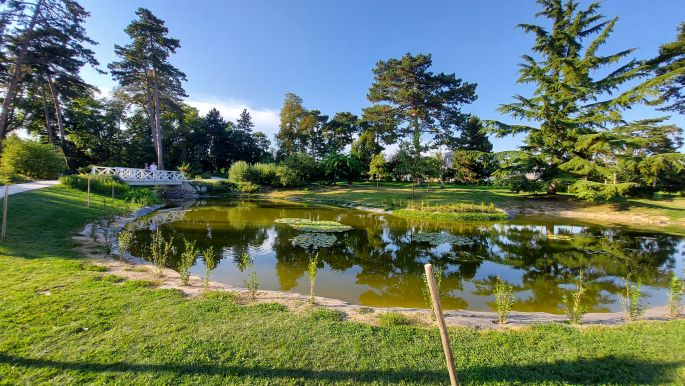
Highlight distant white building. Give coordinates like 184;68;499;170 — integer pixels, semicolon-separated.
443;150;455;168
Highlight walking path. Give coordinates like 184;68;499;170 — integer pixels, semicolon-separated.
1;180;59;196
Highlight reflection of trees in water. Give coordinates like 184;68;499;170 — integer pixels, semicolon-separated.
130;200;683;311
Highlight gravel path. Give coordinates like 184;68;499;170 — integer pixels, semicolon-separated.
0;180;59;196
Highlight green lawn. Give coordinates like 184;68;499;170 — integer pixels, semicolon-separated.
269;182;685;234
1;185;684;384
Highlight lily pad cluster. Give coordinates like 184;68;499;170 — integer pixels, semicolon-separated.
292;233;337;249
446;250;485;263
275;218;352;233
412;232;475;247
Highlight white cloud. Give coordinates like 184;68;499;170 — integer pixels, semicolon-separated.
186;98;280;138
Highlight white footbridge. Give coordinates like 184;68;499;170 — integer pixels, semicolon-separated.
90;166;188;186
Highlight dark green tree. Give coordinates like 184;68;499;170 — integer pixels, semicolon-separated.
457;116;492;152
109;8;187;169
236;109;255;133
487;0;663;194
649;22;685;114
276;92;308;157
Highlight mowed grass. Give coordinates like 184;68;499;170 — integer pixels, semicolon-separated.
1;185;685;384
269;182;685;231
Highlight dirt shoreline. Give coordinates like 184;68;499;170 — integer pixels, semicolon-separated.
73;204;683;330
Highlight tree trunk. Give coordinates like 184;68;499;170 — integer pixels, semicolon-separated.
547;181;557;195
152;70;164;169
376;177;379;189
146;89;157;158
40;80;55;144
0;0;44;139
47;74;67;151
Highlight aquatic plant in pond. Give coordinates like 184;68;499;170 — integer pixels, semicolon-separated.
667;274;684;319
308;253;320;304
562;271;588;325
494;276;515;324
179;239;198;286
412;232;474;247
621;275;645;321
292;233;337;249
275;218;352;232
203;246;217;288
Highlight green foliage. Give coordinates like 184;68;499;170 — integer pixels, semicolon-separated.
395;201;507;223
228;161;251;185
621;275;645;321
203;246;217;288
149;230;173;277
123;188;160;206
322;153;363;184
59;175;160;205
421;267;443;321
562;272;588;325
275;218;352;232
308;307;345;322
275;165;300;187
570;180;636;202
235;252;253;272
307;253;319;304
243;270;259;301
117;229;134;260
494;276;515;325
291;233;337;250
378;312;411;327
249;163;279;186
648;22;685;114
178;239;197;286
0;136;65;180
368;153;387;186
667;274;685;319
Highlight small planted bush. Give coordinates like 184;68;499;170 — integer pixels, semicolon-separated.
562;271;588;325
244;270;259;302
378;312;411;327
620;275;644;321
149;229;173;277
178;239;198;286
117;229;134;261
203;246;217;288
308;253;320;304
421;266;444;321
308;307;344;322
494;276;515;325
667;274;684;319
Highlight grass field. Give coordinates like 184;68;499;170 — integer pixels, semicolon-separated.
268;182;685;234
1;185;684;384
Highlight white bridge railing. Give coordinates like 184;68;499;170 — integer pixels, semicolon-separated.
91;166;187;186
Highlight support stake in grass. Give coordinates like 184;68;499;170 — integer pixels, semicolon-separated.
424;263;459;386
1;183;9;242
87;175;91;208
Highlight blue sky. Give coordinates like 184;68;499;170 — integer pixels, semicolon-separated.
81;0;685;152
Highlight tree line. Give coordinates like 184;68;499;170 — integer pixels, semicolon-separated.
0;0;683;199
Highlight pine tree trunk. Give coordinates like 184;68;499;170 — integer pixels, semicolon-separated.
146;90;156;157
40;80;55;144
47;74;67;151
0;0;44;139
152;70;164;169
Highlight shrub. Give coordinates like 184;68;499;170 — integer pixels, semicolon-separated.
228;161;250;185
562;271;588;325
0;136;65;180
249;163;279;186
494;276;515;324
378;312;411;327
60;174;159;205
178;239;198;286
124;187;159;206
276;165;301;187
307;253;319;305
236;181;260;193
244;270;259;301
117;229;134;261
505;174;543;194
667;274;684;319
282;153;320;182
570;180;635;202
149;230;173;277
620;275;644;321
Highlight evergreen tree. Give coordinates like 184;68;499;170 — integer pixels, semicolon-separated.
457;116;492;152
367;52;477;179
276;92;308;157
109;8;187;169
236;109;255;133
488;0;662;194
649;23;685;114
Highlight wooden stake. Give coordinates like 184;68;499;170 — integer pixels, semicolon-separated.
111;184;114;199
425;263;459;386
87;176;91;208
1;184;8;242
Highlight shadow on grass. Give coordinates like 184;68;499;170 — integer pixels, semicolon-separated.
0;353;681;384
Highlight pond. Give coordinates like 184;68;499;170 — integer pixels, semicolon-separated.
127;199;685;313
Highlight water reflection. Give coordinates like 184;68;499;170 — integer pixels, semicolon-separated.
128;199;685;313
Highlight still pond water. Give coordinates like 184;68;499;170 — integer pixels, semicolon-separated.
129;199;685;313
